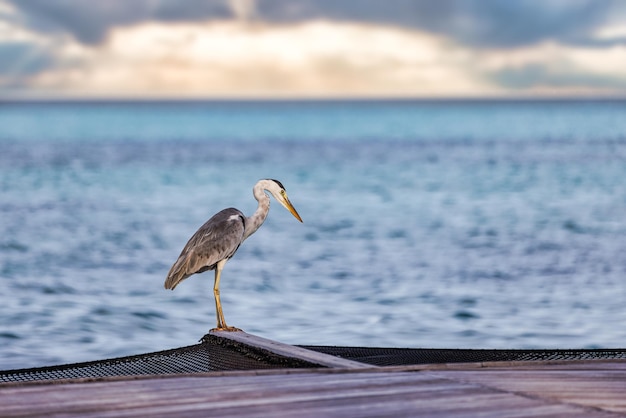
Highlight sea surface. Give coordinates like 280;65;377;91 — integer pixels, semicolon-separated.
1;99;626;369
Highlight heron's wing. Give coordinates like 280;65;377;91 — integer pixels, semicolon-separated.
165;208;245;289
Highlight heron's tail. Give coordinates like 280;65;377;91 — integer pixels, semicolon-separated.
164;257;189;290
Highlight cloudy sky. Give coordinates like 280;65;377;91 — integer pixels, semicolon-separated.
2;0;626;99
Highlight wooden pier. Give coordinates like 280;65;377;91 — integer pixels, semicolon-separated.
2;331;625;417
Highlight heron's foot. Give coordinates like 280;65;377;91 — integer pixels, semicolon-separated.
210;326;242;332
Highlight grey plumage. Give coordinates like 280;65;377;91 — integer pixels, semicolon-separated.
164;179;302;331
164;208;245;290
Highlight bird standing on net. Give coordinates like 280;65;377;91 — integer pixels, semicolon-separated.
164;179;303;331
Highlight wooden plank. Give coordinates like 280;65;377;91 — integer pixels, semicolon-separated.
0;374;576;418
435;362;626;415
1;364;624;417
208;330;371;369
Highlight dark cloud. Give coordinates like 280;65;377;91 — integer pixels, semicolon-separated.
0;41;61;92
422;0;610;48
0;41;56;75
256;0;622;48
6;0;626;48
491;64;626;91
7;0;233;45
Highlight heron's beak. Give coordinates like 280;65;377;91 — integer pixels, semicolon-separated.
281;196;303;222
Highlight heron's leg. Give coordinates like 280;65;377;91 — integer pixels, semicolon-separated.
213;260;227;328
212;260;240;332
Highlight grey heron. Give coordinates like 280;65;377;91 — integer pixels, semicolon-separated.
164;179;302;331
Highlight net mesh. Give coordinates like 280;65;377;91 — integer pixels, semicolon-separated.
299;346;626;367
0;334;319;384
2;334;625;384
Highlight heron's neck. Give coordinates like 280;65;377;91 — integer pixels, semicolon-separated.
243;184;271;241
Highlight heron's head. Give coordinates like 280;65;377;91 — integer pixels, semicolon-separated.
265;179;303;222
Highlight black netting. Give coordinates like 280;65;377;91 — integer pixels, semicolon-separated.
2;334;626;384
0;334;319;384
299;346;626;367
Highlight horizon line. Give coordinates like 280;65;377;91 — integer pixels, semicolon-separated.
3;95;626;104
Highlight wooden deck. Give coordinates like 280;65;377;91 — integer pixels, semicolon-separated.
2;331;626;417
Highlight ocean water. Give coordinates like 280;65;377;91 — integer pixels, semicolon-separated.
1;100;626;369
